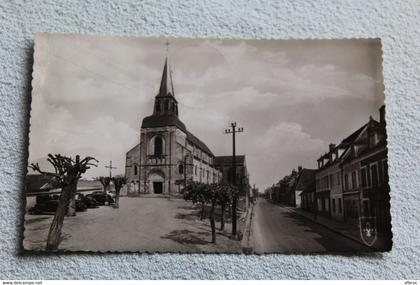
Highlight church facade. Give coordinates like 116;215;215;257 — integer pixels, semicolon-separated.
125;56;222;195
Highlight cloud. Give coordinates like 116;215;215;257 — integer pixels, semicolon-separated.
29;93;138;178
29;35;384;189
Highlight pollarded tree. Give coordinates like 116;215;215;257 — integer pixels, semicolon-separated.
112;175;126;208
97;176;111;204
216;183;235;231
183;181;209;220
30;154;98;250
182;182;225;243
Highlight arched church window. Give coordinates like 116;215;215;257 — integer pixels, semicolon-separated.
178;163;184;175
154;136;163;156
134;165;138;175
165;100;169;111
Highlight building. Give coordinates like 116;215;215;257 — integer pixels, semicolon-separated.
338;126;366;225
285;169;299;206
213;155;249;196
295;168;316;209
340;105;390;234
269;167;314;208
315;144;345;220
25;174;57;194
313;105;390;234
125;55;222;195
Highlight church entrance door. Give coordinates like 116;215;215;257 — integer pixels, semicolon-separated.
148;171;165;194
153;182;163;194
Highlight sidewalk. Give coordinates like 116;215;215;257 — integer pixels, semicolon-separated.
240;202;255;254
279;204;391;251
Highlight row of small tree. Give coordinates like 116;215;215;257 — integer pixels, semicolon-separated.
181;181;239;243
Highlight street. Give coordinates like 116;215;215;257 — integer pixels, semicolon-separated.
251;199;370;253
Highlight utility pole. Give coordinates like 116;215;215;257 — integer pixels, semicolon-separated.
105;160;117;179
224;122;244;236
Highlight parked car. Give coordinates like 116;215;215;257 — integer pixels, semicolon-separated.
86;191;115;205
29;193;93;215
29;194;59;215
77;193;99;208
75;199;87;212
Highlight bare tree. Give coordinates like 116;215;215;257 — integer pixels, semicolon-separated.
182;182;215;242
30;154;98;250
112;175;126;208
216;184;233;231
98;176;111;204
67;182;78;217
182;182;235;243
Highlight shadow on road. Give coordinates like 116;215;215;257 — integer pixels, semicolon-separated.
282;211;371;252
177;205;199;211
161;229;210;245
174;212;200;221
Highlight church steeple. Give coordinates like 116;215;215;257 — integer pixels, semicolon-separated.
158;57;175;98
153;43;178;116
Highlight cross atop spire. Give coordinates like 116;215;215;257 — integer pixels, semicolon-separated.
165;40;170;56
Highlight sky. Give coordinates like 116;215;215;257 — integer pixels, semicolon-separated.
29;34;385;190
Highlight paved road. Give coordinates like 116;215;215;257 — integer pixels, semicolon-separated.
251;199;370;253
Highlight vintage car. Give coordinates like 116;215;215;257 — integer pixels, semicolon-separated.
28;194;59;215
86;191;115;205
29;193;91;214
77;193;99;208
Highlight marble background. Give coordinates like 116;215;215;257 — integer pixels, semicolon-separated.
0;0;418;279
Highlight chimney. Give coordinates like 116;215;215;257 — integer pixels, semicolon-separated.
298;166;303;173
379;105;386;124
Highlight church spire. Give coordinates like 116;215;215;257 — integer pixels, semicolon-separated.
158;57;175;97
153;41;178;116
157;41;175;98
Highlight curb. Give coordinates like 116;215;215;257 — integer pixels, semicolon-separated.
241;203;255;254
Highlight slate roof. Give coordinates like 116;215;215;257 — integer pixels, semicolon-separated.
142;114;187;130
340;123;367;145
25;174;57;193
185;129;214;156
295;169;316;193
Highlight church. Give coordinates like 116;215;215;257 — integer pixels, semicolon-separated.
125;55;223;195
